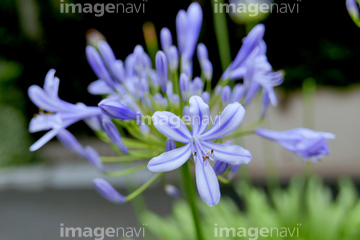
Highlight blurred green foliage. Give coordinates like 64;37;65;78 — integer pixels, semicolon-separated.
142;177;360;240
0;60;35;166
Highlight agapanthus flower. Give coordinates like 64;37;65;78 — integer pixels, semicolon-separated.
148;96;251;206
28;69;102;151
256;128;335;163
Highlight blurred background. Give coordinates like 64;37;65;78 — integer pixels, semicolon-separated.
0;0;359;239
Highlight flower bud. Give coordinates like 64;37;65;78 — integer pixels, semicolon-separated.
155;51;168;92
192;77;203;96
201;59;213;81
176;9;188;55
165;139;176;151
164;184;180;198
99;99;138;120
221;85;231;106
102;117;128;154
213;160;230;175
197;43;209;62
201;91;210;104
168;46;179;71
86;46;115;88
98;40;116;67
160;27;173;54
179;73;190;101
231;83;245;103
93;178;126;204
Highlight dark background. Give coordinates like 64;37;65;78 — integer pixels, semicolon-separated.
0;0;359;148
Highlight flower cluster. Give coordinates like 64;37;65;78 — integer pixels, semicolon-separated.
28;2;334;206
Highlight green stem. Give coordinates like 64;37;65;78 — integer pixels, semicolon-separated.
105;163;147;177
181;162;204;240
126;173;163;202
101;155;147;163
211;0;231;72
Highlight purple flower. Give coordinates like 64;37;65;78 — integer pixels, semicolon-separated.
148;96;251;206
243;56;284;116
28;70;102;151
222;24;265;79
93;178;126;204
256;128;335;163
98;99;139;120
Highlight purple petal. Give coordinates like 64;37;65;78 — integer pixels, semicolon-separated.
84;146;105;172
28;85;70;112
201;141;251;165
29;128;61;151
148;143;191;172
93;178;126;204
152;111;191;143
195;159;220;206
57;129;85;157
43;69;59;98
244;81;261;106
189;96;209;136
200;102;245;141
88;79;114;95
